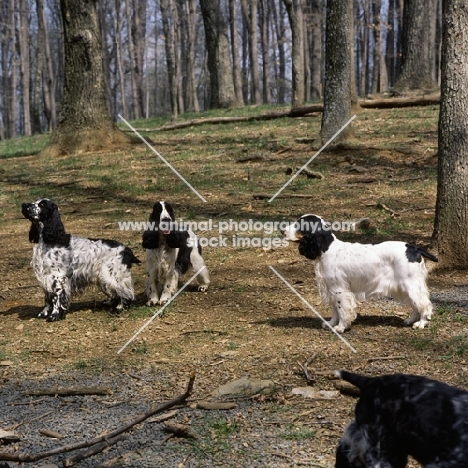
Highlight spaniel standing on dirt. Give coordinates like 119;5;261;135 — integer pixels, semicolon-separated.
283;214;437;332
142;201;209;306
335;370;468;467
22;199;140;321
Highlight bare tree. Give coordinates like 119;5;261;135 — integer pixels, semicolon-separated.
432;0;468;268
308;0;322;100
184;0;201;112
271;0;287;104
228;0;245;106
240;0;261;104
320;0;353;143
394;0;437;91
283;0;305;107
18;0;31;135
259;0;271;104
42;0;132;156
160;0;180;119
199;0;239;108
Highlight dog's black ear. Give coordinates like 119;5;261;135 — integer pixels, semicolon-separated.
142;230;159;249
41;210;70;247
166;231;189;249
29;223;40;243
299;229;333;260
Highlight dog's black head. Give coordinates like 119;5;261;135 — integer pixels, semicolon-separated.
282;214;334;260
22;199;70;247
142;201;177;249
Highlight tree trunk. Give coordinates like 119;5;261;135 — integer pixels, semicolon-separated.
283;0;305;107
240;0;261;105
199;0;239;109
371;0;382;94
42;0;132;156
228;0;245;106
271;0;287;104
309;0;322;100
320;0;353;143
394;0;438;91
185;0;201;112
432;0;468;269
114;0;128;118
18;0;31;135
160;0;179;119
259;0;271;104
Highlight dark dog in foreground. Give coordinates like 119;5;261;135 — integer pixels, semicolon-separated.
335;370;468;467
22;199;140;321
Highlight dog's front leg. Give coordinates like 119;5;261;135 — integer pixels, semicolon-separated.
37;291;53;319
47;276;71;321
159;270;178;304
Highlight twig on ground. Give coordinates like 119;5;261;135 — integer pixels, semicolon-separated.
367;355;407;363
7;410;54;431
24;386;112;397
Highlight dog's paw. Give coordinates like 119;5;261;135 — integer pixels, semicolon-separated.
47;312;62;322
412;320;429;329
37;308;50;319
146;298;159;307
198;285;209;292
333;324;347;333
158;297;171;305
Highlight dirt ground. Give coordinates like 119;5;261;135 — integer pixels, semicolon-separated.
1;106;468;467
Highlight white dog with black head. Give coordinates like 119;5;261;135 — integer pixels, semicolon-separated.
283;214;437;333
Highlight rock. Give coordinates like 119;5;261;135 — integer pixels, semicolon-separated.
0;429;21;443
212;376;276;397
291;387;339;399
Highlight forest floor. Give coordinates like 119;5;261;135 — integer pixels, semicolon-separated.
1;103;468;467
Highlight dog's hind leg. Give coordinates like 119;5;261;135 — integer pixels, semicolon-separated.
37;291;53;319
190;249;210;292
403;284;433;329
328;291;357;333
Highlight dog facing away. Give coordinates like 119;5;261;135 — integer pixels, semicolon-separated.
335;370;468;467
283;214;437;332
142;201;209;305
22;199;140;321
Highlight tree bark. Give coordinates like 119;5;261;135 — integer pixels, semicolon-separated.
320;0;353;143
199;0;239;109
432;0;468;268
18;0;32;135
228;0;245;106
271;0;287;104
241;0;261;105
259;0;271;104
283;0;305;107
185;0;201;112
160;0;179;119
308;0;322;100
42;0;132;157
394;0;438;91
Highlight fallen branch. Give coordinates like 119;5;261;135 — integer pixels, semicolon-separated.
252;193;317;200
367;202;400;217
163;422;198;439
63;434;126;467
0;372;196;464
196;402;238;410
334;381;361;397
367;355;407;363
24;386;112;397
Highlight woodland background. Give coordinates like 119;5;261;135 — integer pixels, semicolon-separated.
0;0;440;140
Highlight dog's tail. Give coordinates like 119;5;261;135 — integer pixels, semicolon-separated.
335;370;373;390
419;248;438;263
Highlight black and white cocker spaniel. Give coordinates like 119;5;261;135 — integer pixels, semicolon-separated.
22;199;140;321
283;214;437;332
142;201;209;305
335;370;468;467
